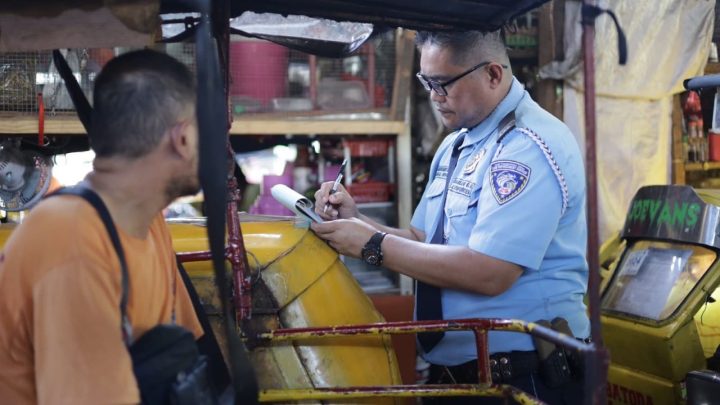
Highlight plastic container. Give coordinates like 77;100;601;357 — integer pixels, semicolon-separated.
229;37;289;108
347;182;391;203
709;130;720;161
271;97;313;112
249;195;293;216
317;79;371;111
231;95;263;114
343;140;389;157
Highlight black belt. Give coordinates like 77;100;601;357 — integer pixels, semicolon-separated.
490;351;539;383
433;351;540;384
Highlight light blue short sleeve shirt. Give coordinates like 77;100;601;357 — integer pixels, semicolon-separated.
411;78;590;366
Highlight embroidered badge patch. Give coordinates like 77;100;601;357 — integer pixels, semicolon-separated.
490;160;531;204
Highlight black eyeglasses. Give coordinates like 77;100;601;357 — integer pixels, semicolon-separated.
416;61;508;96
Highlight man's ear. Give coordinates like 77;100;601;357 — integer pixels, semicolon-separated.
487;63;505;88
167;121;192;160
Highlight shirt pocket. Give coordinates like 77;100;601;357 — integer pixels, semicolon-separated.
425;177;445;199
423;177;445;227
446;178;480;218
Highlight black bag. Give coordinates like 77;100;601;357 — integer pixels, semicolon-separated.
130;325;216;405
50;187;219;404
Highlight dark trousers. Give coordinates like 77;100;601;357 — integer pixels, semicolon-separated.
423;361;584;404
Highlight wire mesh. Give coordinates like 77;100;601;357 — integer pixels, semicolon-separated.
0;31;396;118
0;49;100;116
0;52;50;114
229;31;396;115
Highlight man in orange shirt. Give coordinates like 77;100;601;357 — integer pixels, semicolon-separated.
0;50;203;404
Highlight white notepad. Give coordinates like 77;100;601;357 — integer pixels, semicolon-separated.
270;184;324;223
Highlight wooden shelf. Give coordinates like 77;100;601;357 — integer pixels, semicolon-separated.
508;47;538;61
0;112;405;136
684;161;720;172
705;62;720;75
230;117;406;135
0;113;85;135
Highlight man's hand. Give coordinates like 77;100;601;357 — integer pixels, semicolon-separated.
314;181;359;220
311;218;377;257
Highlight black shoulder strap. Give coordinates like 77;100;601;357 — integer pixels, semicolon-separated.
176;258;231;396
495;110;517;144
52;50;92;132
47;186;132;343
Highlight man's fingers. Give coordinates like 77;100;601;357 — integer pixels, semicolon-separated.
310;221;337;235
314;181;339;214
317;209;337;221
319;181;335;196
328;188;350;206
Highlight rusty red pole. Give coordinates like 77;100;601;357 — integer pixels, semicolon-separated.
309;55;318;109
367;43;375;108
216;0;253;322
581;1;609;404
473;330;491;385
582;0;601;347
177;251;213;262
226;160;254;321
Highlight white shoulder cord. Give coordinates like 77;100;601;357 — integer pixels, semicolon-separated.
493;127;570;216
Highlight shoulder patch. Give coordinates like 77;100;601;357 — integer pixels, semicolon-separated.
490;160;531;205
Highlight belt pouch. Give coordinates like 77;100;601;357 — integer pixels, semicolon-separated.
532;319;573;388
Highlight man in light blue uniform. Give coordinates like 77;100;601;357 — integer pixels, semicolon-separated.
413;72;589;367
312;30;588;404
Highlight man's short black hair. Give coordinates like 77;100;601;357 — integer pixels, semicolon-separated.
90;49;196;159
415;30;508;66
415;31;483;52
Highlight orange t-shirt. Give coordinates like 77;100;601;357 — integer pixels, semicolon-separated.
45;176;63;195
0;195;203;404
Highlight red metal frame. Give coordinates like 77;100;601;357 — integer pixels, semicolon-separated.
176;157;254;321
367;42;375;107
259;318;592;382
226;168;254;320
582;1;609;403
177;251;213;262
37;93;45;146
309;55;318;108
256;318;593;402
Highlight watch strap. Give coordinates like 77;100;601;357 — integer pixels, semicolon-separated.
370;231;388;245
362;231;387;266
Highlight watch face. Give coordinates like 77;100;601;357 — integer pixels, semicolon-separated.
365;253;379;265
362;232;385;266
362;246;382;266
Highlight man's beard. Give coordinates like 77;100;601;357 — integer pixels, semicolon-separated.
165;170;200;201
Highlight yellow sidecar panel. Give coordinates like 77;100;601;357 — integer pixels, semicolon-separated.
169;216;402;404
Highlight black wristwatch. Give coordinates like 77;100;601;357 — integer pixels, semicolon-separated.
361;232;387;266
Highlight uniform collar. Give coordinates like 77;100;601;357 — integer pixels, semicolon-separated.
460;77;524;149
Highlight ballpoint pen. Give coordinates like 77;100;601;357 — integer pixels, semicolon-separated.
323;159;348;214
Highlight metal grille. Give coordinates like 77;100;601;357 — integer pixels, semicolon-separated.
0;49;102;116
0;32;396;117
0;52;51;114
